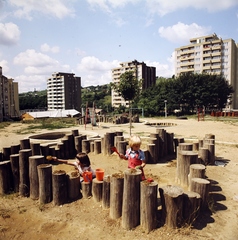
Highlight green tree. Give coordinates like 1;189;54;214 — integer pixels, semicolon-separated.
111;71;142;135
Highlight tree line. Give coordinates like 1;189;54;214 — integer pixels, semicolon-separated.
19;73;233;117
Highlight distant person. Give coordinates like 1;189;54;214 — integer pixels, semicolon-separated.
119;135;146;180
51;152;95;179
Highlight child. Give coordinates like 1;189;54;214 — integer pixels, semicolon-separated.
119;135;146;180
52;152;96;178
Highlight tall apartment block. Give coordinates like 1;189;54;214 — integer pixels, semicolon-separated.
47;72;81;112
174;33;238;109
0;66;19;122
111;60;156;108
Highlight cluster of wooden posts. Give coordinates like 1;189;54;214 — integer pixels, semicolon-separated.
0;127;216;232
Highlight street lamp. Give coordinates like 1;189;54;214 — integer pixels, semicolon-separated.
164;100;167;118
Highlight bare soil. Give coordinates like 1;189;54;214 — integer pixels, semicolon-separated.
0;118;238;240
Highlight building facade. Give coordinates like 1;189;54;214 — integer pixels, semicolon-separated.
47;72;81;112
174;33;238;109
111;60;156;108
0;66;19;122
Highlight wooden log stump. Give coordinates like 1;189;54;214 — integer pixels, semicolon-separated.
183;191;201;225
52;170;68;206
159;185;184;228
198;147;209;165
30;142;41;155
122;169;141;230
11;144;20;155
150;133;160;160
114;136;124;150
2;147;11;160
174;138;184;156
118;141;127;156
82;139;90;154
156;128;167;157
81;181;92;198
198;139;203;149
104;132;115;156
49;146;56;157
203;143;215;165
57;142;65;159
20;138;31;150
92;178;103;202
19;149;32;197
167;132;174;155
178;143;193;151
188;164;206;190
140;180;158;233
37;164;52;204
40;144;49;161
74;135;82;153
94;140;101;154
71;129;79;136
0;160;12;194
190;178;210;211
61;138;70;159
10;154;20;192
147;143;156;164
67;171;81;200
66;134;76;158
90;141;94;153
193;142;199;152
177;150;198;187
29;155;45;200
109;173;124;219
102;175;111;209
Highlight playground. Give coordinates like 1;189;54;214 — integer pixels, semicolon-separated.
0;117;238;239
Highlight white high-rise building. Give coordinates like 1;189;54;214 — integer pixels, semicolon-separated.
111;60;156;108
47;72;81;111
174;33;238;109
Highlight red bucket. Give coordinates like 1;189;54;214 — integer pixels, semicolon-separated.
83;171;92;182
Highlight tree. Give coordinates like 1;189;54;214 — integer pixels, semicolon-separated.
111;71;142;135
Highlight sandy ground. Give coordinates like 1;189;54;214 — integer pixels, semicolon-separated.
0;117;238;240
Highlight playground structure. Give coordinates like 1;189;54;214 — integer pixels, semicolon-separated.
0;125;218;232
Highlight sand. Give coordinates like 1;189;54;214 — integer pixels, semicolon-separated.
0;117;238;240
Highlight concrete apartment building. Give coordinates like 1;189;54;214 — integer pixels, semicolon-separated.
174;33;238;109
0;66;19;122
111;60;156;108
47;72;81;112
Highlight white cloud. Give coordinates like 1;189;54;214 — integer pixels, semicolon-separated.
9;0;75;19
158;22;211;43
77;56;120;86
0;22;20;45
41;43;60;53
146;0;238;16
0;60;9;73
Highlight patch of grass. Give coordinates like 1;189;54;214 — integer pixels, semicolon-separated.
0;122;11;129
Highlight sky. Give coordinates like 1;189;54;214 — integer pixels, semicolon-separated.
0;0;238;93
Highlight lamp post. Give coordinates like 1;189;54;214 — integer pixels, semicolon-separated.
164;100;167;118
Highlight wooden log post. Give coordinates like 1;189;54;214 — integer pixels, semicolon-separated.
37;164;52;204
74;135;82;153
57;142;65;159
114;136;124;150
49;146;56;157
188;164;206;190
90;141;94;153
11;144;20;155
71;129;79;136
204;143;215;165
67;171;81;201
174;138;184;156
94;140;102;154
61;138;70;159
148;137;159;163
52;170;68;206
10;154;20;192
0;160;12;194
19;149;32;197
92;178;103;202
167;132;175;155
150;133;160;160
118;141;127;156
177;150;198;187
193;142;199;152
147;143;156;164
66;134;76;158
190;178;210;211
102;175;111;209
82;139;90;153
140;180;158;233
40;144;50;161
178;143;193;151
30;142;41;155
29;155;45;200
81;181;92;198
159;185;184;228
20;138;31;150
104;132;115;156
198;139;203;149
2;147;11;160
198;147;209;165
156;128;166;157
183;191;201;225
109;173;124;219
122;169;141;230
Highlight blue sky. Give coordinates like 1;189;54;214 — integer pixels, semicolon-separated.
0;0;238;93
